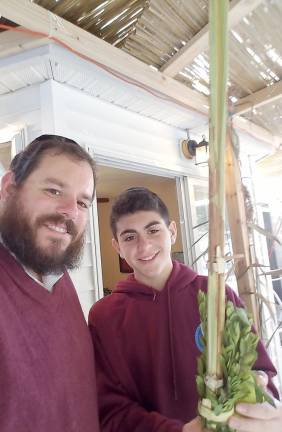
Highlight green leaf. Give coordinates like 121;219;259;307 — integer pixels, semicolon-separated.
196;375;205;398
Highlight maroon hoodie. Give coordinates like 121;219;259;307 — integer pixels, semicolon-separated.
89;260;278;432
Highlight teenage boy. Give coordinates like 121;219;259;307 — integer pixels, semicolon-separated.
89;187;281;432
0;135;100;432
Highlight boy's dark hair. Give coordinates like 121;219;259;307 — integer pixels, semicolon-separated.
10;134;96;195
110;187;170;239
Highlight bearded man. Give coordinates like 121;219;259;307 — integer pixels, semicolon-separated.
0;135;100;432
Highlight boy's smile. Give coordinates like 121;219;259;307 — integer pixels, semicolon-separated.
112;210;177;290
138;251;159;262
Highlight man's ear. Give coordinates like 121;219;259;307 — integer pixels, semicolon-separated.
168;221;177;245
1;171;16;201
112;238;124;258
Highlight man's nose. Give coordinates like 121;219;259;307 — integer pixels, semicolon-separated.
56;196;78;220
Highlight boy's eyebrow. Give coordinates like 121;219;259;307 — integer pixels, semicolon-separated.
119;221;161;237
144;221;161;229
119;229;137;237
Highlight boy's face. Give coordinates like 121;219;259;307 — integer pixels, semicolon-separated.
112;210;177;290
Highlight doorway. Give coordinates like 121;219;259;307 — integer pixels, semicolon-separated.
96;165;184;294
0;140;12;181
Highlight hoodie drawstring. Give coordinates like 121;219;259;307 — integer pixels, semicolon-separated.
167;283;178;401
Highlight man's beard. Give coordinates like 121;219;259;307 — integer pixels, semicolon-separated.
0;193;85;276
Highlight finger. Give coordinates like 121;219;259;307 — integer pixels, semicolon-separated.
235;401;277;420
228;415;263;432
229;415;257;432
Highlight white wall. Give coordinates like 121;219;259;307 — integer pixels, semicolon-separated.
0;85;42;140
45;80;202;177
0;80;204;176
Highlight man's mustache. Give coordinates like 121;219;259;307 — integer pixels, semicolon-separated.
36;215;78;237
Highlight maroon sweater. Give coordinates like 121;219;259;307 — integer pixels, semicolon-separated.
89;260;278;432
0;243;100;432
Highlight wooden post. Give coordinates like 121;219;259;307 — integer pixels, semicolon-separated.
225;126;260;332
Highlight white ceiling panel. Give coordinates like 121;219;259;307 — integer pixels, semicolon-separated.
0;42;206;131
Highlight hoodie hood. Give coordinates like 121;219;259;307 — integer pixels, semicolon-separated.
114;260;198;298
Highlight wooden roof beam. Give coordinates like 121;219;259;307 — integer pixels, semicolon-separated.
0;27;50;59
234;80;282;115
233;116;280;149
160;0;264;78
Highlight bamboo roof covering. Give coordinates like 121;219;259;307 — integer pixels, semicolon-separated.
173;2;282;96
32;0;150;45
122;0;209;67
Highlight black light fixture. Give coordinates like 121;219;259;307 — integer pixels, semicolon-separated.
181;132;209;166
